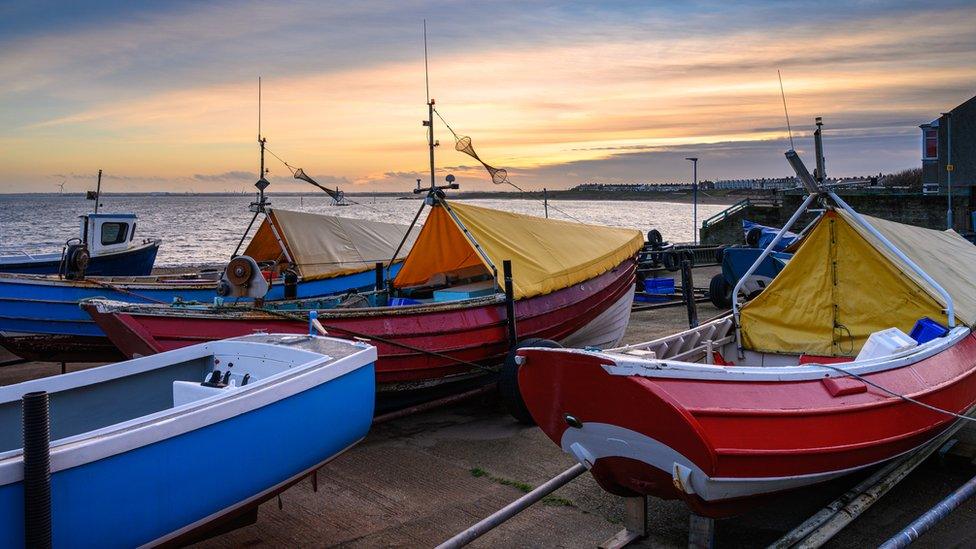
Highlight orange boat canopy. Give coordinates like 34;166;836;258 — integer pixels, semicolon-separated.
392;202;644;300
243;209;417;280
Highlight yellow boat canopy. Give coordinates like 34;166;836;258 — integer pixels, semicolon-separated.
392;202;644;300
740;210;976;356
243;209;417;280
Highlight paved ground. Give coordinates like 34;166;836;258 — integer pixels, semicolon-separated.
3;267;976;547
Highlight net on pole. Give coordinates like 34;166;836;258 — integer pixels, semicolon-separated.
455;135;510;185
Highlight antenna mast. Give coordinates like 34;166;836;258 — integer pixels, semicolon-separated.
253;76;270;213
423;20;436;190
778;70;795;151
94;169;102;214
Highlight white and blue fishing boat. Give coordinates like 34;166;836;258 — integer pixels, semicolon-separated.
1;170;162;277
0;208;415;362
0;332;376;547
0;212;161;276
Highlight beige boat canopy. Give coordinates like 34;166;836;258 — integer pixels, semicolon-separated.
740;209;976;356
244;209;418;280
392;202;644;300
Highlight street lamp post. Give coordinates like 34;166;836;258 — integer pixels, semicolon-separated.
686;157;699;244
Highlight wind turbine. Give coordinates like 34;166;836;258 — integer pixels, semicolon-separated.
57;180;66;195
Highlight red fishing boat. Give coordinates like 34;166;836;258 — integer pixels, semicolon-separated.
84;195;643;393
516;143;976;518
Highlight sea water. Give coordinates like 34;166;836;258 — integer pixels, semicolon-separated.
0;194;727;267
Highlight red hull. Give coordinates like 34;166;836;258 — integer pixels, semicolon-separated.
86;260;635;389
517;333;976;517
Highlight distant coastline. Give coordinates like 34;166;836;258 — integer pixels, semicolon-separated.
1;188;761;205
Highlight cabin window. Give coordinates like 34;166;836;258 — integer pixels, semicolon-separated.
130;222;137;241
923;128;938;159
101;222;129;245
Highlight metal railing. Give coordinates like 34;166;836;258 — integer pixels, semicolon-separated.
701;197;782;229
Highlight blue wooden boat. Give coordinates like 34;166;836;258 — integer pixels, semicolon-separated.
0;213;161;276
0;209;415;362
0;333;376;547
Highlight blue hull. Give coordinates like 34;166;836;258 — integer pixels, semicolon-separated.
0;242;161;276
0;362;374;547
0;263;402;350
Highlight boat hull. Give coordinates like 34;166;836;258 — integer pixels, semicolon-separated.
86;261;637;390
517;333;976;517
0;264;402;362
0;240;161;276
0;337;375;547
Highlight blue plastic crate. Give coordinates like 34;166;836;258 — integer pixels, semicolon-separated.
909;317;948;344
644;277;675;295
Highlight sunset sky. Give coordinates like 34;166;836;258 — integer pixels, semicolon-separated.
2;1;975;193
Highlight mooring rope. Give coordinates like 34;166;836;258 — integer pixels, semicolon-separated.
248;306;500;375
819;361;976;423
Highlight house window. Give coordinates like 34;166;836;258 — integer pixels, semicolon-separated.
924;128;938;159
101;222;129;245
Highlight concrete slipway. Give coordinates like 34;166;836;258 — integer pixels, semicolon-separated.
3;299;976;547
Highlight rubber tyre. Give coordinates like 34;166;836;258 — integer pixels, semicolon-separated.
746;227;763;247
499;338;563;425
647;229;663;247
662;251;679;271
709;273;733;309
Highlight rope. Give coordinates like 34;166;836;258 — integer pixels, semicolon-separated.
819;362;976;423
250;306;500;375
262;145;387;214
86;279;168;304
432;108;585;224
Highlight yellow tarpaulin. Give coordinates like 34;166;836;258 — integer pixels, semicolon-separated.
739;211;963;356
243;209;417;280
393;202;644;300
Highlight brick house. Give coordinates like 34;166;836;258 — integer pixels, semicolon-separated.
920;94;976;190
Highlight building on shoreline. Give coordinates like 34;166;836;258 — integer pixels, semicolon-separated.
920;94;976;196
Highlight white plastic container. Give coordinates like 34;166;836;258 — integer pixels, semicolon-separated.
855;328;917;362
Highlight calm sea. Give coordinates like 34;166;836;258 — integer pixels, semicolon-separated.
0;194;727;267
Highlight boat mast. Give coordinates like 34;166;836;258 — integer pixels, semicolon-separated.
93;169;102;214
424;20;436;190
231;77;271;258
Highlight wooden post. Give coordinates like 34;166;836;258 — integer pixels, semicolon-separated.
503;260;517;348
681;259;699;328
688;513;715;549
600;495;648;548
375;262;387;307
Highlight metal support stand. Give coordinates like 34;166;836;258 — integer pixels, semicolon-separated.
680;260;699;328
600;496;648;549
60;362;66;375
688;513;715;549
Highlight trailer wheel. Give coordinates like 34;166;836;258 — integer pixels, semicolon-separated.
500;338;563;425
709;273;733;309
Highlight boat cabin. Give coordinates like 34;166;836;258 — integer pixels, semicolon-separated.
81;213;141;256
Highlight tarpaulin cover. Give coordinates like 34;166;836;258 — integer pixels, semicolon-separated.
742;219;799;251
243;209;417;280
740;210;976;356
392;202;644;300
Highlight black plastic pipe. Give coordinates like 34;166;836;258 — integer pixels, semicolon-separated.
22;391;52;549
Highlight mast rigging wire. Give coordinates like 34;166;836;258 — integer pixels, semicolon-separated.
432;107;585;224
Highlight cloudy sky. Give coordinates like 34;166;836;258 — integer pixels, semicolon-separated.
1;1;974;193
